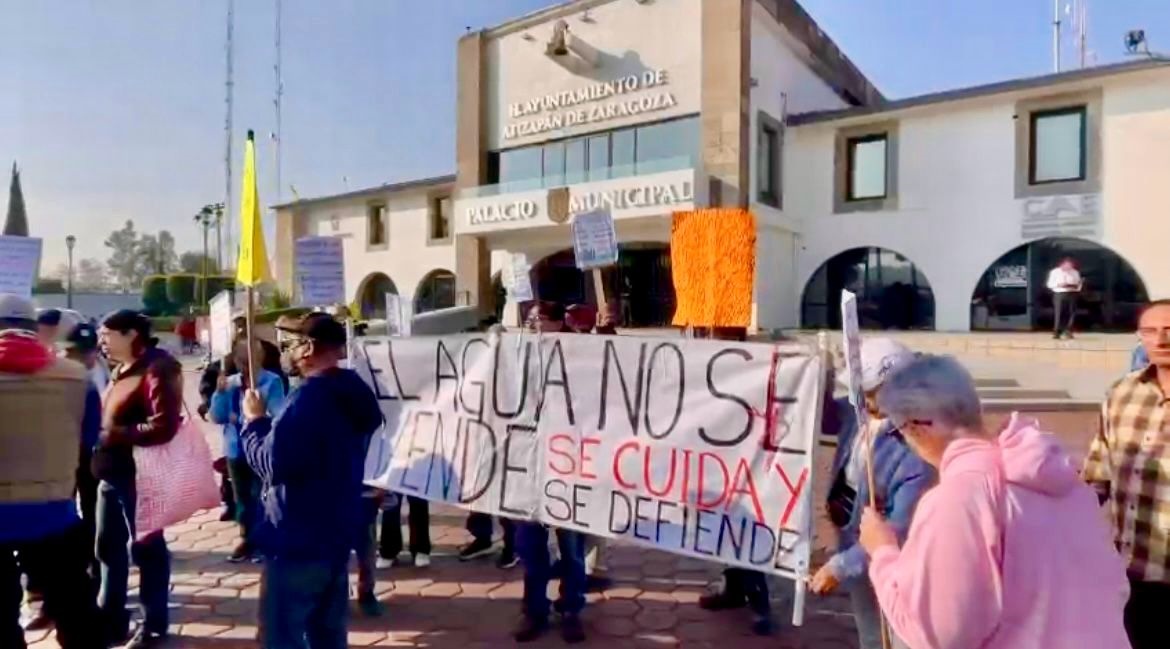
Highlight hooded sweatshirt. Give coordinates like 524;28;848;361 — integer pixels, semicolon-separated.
868;414;1130;649
0;331;90;542
241;366;382;562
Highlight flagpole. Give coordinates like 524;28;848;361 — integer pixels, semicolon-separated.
246;285;257;390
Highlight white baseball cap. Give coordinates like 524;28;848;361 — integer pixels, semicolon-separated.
859;338;915;392
0;294;37;324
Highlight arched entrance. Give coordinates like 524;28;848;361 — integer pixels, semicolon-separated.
801;247;936;330
527;242;674;327
356;272;398;320
414;269;457;314
970;237;1148;332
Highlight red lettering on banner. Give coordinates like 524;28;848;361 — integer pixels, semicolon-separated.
696;452;730;509
547;434;575;476
679;449;693;504
773;464;809;529
727;458;765;524
612;440;639;489
580;437;600;479
643;448;678;498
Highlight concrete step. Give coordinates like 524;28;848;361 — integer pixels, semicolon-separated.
975;377;1020;388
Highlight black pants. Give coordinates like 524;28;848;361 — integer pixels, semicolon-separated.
3;523;103;649
380;495;431;558
466;512;516;550
1053;292;1077;336
227;457;260;543
724;568;771;616
1125;578;1170;649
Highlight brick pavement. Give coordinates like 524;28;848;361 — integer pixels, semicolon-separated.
25;367;864;648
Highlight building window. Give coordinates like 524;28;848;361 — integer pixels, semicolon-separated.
757;112;782;208
1029;106;1086;184
367;203;387;247
587;134;609;181
430;196;451;242
846;134;888;201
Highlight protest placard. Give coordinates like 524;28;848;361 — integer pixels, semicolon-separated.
354;333;823;584
0;236;42;298
294;236;345;306
506;253;534;302
840;290;866;422
209;290;234;357
571;209;618;270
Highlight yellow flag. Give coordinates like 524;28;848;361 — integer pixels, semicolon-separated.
236;130;270;286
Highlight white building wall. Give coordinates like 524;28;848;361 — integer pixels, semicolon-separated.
786;69;1170;331
299;190;456;309
748;2;849;330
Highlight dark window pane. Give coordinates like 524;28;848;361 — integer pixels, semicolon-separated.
847;135;887;200
565;138;586;185
611;129;635;179
587;135;609;181
635;117;698;173
499;146;543;187
801;246;935;330
543;141;566;186
1031;108;1085;183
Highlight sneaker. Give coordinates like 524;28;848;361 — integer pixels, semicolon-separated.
751;614;774;636
561;613;586;644
698;591;746;611
458;538;495;561
226;541;252;563
218;509;235;522
358;591;384;618
513;616;549;643
125;628;169;649
496;547;520;569
22;609;52;632
413;553;431;568
375;557;395;570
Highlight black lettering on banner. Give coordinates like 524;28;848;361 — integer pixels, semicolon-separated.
459;418;497;504
717;513;749;560
698;348;755;446
358;340;396;401
748;521;777;566
544;479;571;522
654;498;677;544
499;423;535;516
400;411;437;492
643;343;684;440
678;499;690;550
492;338;531;418
598;340;646;434
692;508;718;556
386;340;420;400
427;414;459;499
535;340;575;426
609;491;631;534
434;340;459;408
571;484;592;528
459;337;488;422
632;495;653;540
772;529;802;569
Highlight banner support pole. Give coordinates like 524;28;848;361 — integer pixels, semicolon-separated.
244;285;256;391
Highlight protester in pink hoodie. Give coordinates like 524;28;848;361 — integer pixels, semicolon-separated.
858;355;1130;649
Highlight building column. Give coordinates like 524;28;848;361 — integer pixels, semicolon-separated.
700;0;751;208
454;30;492;315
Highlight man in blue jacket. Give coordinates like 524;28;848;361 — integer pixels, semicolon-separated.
809;338;935;649
241;313;383;648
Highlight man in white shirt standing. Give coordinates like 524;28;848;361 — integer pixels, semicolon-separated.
1047;257;1083;339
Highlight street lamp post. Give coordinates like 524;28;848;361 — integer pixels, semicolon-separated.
65;235;76;309
195;208;213;308
211;202;225;271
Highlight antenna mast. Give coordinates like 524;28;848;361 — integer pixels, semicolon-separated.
224;0;235;269
1052;0;1062;72
273;0;283;205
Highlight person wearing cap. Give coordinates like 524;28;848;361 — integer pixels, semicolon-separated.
210;338;287;563
808;338;935;649
240;312;383;647
0;294;103;648
61;323;105;587
94;309;183;648
35;308;82;349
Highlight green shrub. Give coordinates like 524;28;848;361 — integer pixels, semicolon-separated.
165;274;198;311
142;276;170;315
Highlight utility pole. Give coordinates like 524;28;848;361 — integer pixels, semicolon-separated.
224;0;235;270
213;202;224;270
273;0;283;205
1053;0;1062;72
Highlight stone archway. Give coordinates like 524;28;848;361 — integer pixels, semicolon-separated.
969;237;1149;332
801;246;936;330
414;269;457;314
356;272;398;320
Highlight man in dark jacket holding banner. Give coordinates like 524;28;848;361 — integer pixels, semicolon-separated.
241;312;382;647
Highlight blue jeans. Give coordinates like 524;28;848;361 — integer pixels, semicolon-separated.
95;478;170;636
516;523;586;620
259;558;349;649
848;577;908;649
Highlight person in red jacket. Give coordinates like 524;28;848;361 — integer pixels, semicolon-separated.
94;310;183;648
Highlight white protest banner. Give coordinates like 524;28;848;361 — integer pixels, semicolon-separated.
294;236;345;306
385;293;403;336
0;236;42;298
571;209;618;270
354;333;823;584
209;290;234;357
506;253;534;302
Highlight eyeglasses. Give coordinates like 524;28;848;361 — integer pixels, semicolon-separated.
1137;327;1170;340
892;417;934;432
279;337;308;352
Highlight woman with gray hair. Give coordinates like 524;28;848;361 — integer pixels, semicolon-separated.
858;355;1130;649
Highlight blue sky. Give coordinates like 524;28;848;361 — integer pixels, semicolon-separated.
1;0;1167;269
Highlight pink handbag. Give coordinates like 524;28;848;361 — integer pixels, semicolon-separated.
133;412;221;540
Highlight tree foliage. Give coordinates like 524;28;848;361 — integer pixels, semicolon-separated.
105;221;179;291
180;251;219;274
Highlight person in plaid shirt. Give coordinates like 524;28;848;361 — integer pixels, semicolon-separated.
1083;298;1170;649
